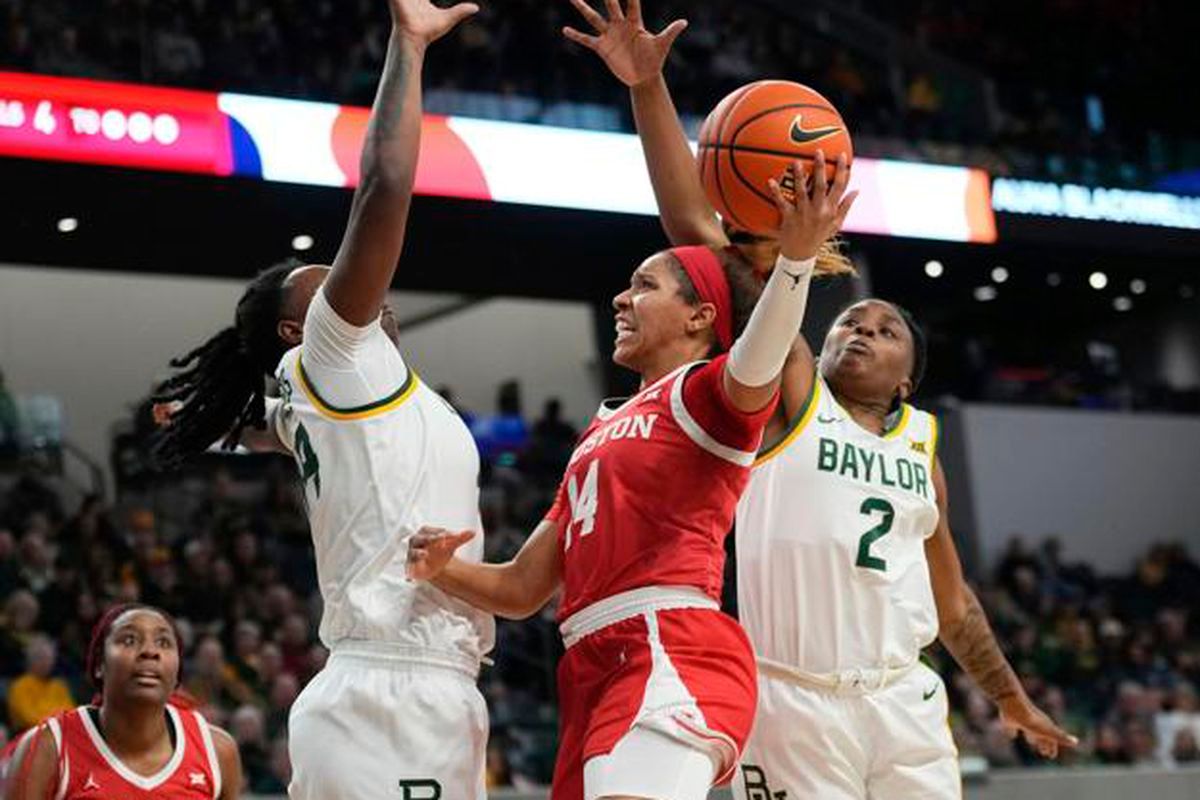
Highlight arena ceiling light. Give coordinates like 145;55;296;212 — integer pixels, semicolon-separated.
1113;296;1133;312
991;266;1009;284
56;216;78;233
1130;278;1147;295
291;234;314;252
1089;271;1109;290
924;260;944;278
973;286;998;302
1046;272;1062;287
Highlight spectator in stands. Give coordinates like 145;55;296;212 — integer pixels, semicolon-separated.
1172;727;1200;765
185;634;255;710
230;704;273;793
1155;682;1200;765
0;369;19;458
6;635;74;731
0;589;40;677
470;380;530;463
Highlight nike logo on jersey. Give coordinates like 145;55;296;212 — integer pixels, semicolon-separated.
923;685;938;701
817;414;841;424
789;114;843;145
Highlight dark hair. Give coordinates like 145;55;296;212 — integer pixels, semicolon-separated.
150;260;297;468
889;302;928;393
86;603;183;693
667;246;762;355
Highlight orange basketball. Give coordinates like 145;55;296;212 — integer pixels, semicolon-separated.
698;80;854;236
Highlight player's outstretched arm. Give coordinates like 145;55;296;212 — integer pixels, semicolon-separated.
722;153;855;412
407;520;563;619
4;727;58;800
210;727;244;799
323;0;478;326
927;459;1079;759
563;0;724;248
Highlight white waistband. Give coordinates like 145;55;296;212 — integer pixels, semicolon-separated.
559;586;719;649
328;640;481;679
757;657;917;695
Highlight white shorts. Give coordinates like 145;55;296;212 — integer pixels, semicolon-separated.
732;662;960;800
288;644;487;800
583;725;717;800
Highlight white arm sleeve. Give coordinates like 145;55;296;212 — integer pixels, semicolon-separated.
727;254;816;388
301;287;409;409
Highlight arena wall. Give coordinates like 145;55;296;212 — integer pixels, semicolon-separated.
0;263;601;484
955;404;1200;573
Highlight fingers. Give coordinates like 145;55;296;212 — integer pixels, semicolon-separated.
766;177;791;214
449;530;477;549
811;150;828;197
562;25;602;49
626;0;643;26
656;18;688;48
442;1;479;29
567;0;608;32
603;0;624;22
834;190;859;227
829;152;851;204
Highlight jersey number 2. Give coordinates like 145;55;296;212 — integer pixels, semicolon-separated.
855;497;894;572
565;460;599;550
294;422;321;499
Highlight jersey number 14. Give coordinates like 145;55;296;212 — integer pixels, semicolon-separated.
564;460;600;551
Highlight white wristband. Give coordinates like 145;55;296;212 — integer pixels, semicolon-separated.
727;255;816;388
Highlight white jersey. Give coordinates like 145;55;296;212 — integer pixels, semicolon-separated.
271;288;493;663
736;374;940;674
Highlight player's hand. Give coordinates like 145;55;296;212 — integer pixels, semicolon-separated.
767;151;857;262
388;0;479;47
563;0;687;87
151;401;182;429
406;526;476;580
998;697;1079;759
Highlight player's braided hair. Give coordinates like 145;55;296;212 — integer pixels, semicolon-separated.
668;245;762;356
149;260;297;468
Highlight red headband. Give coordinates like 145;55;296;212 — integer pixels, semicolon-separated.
671;246;733;351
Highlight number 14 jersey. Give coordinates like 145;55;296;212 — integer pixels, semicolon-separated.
547;356;777;623
736;374;942;675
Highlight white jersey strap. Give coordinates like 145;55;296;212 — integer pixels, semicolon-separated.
194;711;222;800
669;366;757;466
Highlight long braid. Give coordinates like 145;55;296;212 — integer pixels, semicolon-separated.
149;261;296;469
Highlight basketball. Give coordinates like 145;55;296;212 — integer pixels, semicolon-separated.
698;80;854;236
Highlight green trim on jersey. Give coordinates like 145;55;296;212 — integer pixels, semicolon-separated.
756;374;822;465
297;354;418;420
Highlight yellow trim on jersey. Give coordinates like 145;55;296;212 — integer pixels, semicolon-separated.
928;414;941;464
754;378;822;466
296;356;419;421
882;403;912;439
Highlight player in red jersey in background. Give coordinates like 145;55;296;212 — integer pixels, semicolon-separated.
4;605;242;800
408;153;856;798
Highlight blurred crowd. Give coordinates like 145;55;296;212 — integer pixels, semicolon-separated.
1;0;1193;188
2;384;1200;791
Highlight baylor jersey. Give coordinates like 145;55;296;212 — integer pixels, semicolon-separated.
735;374;941;674
273;338;493;664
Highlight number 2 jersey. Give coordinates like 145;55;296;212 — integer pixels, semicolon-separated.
271;288;493;664
547;356;777;622
736;374;941;674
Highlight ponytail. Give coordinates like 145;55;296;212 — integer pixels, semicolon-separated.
149;261;295;468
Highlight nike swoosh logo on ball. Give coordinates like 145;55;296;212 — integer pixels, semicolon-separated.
789;114;843;145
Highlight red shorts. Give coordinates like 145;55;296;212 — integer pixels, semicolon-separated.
551;603;757;800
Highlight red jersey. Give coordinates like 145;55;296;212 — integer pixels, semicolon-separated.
547;357;777;621
42;704;222;799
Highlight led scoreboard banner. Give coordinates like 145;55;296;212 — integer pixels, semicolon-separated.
3;70;998;243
